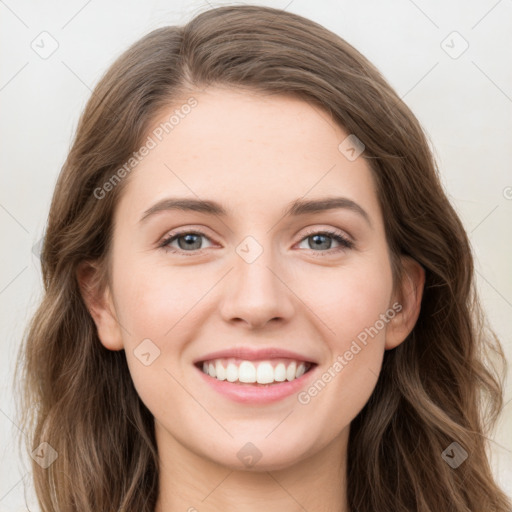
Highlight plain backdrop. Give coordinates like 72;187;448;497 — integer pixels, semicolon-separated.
1;0;511;509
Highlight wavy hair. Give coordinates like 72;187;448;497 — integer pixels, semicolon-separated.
16;5;511;511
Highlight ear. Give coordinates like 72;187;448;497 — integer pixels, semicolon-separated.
385;256;425;350
76;261;124;351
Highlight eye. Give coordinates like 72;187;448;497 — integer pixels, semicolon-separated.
159;230;214;255
296;228;354;256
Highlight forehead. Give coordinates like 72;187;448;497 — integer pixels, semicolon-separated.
115;87;380;227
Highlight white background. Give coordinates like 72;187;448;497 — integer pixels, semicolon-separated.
1;0;511;509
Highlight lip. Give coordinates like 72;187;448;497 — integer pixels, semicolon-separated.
193;346;318;365
194;362;318;404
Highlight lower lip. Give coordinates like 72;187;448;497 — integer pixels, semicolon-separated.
195;364;318;404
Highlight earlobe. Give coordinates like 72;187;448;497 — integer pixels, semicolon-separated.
384;256;425;350
76;261;124;351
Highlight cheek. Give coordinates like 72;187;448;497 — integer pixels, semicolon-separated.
302;252;394;346
113;264;210;408
114;259;207;343
117;269;198;417
296;255;393;416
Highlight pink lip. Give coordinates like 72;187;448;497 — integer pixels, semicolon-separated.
195;363;318;404
193;346;317;365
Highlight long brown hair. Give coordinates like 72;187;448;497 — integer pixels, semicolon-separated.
16;5;511;511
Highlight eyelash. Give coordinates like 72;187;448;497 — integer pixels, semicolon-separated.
158;228;354;257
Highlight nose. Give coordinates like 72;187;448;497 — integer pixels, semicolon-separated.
218;245;295;330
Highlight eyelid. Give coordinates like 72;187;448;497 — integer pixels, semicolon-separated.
156;224;215;245
299;225;354;244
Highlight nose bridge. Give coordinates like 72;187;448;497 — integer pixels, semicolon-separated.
219;234;294;328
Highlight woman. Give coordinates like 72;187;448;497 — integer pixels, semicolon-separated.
16;5;511;511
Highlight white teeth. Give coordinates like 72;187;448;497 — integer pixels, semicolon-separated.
226;362;238;382
256;362;274;384
199;358;312;384
215;360;226;380
274;363;287;382
238;361;256;383
286;361;296;381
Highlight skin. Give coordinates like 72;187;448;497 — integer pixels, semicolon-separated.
78;86;425;512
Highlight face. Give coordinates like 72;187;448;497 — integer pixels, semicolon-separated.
85;86;423;472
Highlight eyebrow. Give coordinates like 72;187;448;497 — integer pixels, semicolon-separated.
139;196;372;227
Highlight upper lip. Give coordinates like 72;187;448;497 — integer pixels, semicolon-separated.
194;347;318;365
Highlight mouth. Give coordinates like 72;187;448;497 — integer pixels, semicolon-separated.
194;358;318;387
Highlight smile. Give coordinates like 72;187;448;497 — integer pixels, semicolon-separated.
197;358;315;385
194;358;318;404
